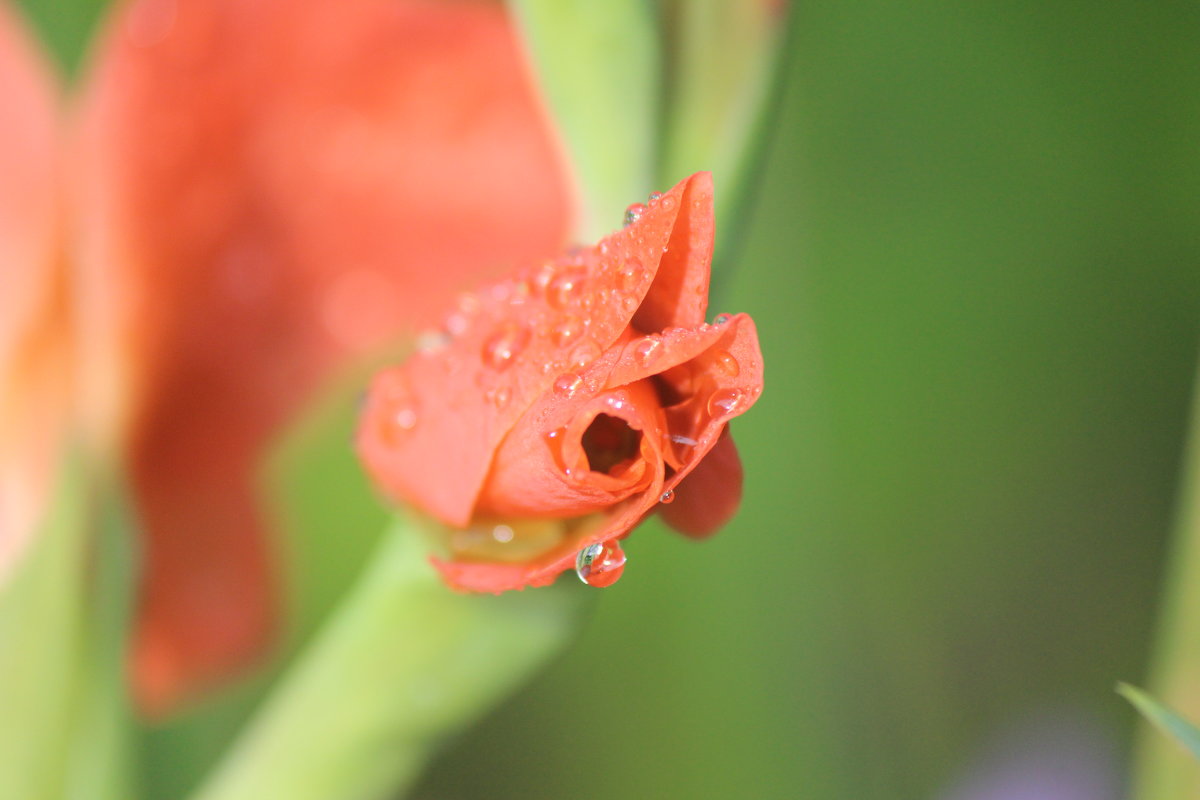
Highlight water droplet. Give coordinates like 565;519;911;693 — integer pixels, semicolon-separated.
552;315;586;348
659;489;675;504
570;340;602;370
634;336;662;367
669;434;698;447
532;262;557;294
605;393;628;412
621;295;638;313
485;386;511;408
482;323;530;370
617;258;644;291
711;350;740;377
457;292;481;315
659;195;676;211
714;314;731;325
443;312;470;337
648;191;663;204
378;400;418;446
554;373;584;398
492;524;514;543
576;540;626;587
624;203;647;227
548;270;585;309
708;388;744;417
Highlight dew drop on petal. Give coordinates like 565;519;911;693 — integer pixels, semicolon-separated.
554;373;584;398
576;540;626;587
621;295;638;313
711;350;740;377
648;191;663;204
570;340;602;370
634;336;663;367
492;524;514;543
714;313;731;325
483;323;530;370
659;489;675;504
708;388;744;418
486;386;511;408
548;270;586;309
617;258;644;291
659;195;676;212
624;203;647;227
552;315;586;348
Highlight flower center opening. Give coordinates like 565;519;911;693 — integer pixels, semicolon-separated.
581;414;642;475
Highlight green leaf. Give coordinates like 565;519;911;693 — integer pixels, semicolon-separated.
188;516;589;800
511;0;660;240
657;0;791;271
1121;683;1200;762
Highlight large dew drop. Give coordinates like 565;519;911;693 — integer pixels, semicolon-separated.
576;540;626;587
708;388;744;418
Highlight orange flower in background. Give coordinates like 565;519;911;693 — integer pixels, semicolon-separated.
0;0;576;717
0;3;67;586
357;172;763;592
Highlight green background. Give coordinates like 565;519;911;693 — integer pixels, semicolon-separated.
18;0;1200;797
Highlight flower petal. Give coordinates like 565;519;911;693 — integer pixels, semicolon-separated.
73;0;573;714
631;171;714;333
358;173;707;527
475;379;664;518
0;3;65;584
658;427;743;538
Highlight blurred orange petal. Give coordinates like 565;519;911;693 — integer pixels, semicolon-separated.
72;0;572;715
0;2;68;583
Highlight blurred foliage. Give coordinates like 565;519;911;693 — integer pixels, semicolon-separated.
1121;684;1200;763
14;0;1200;798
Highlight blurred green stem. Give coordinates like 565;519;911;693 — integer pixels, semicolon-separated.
188;515;587;800
1132;366;1200;797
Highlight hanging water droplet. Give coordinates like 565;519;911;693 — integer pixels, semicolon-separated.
711;349;740;377
634;336;662;367
575;540;626;587
552;315;586;348
707;388;744;417
647;191;663;204
482;323;530;370
659;489;675;504
553;373;584;398
624;202;647;227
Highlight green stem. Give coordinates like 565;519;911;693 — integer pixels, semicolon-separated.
1132;368;1200;797
188;516;586;800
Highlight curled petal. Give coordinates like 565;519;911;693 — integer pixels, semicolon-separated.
659;428;743;538
476;379;665;518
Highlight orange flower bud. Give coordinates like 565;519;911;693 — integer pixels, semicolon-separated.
358;173;763;592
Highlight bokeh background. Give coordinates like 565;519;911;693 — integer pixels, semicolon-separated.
18;1;1200;798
